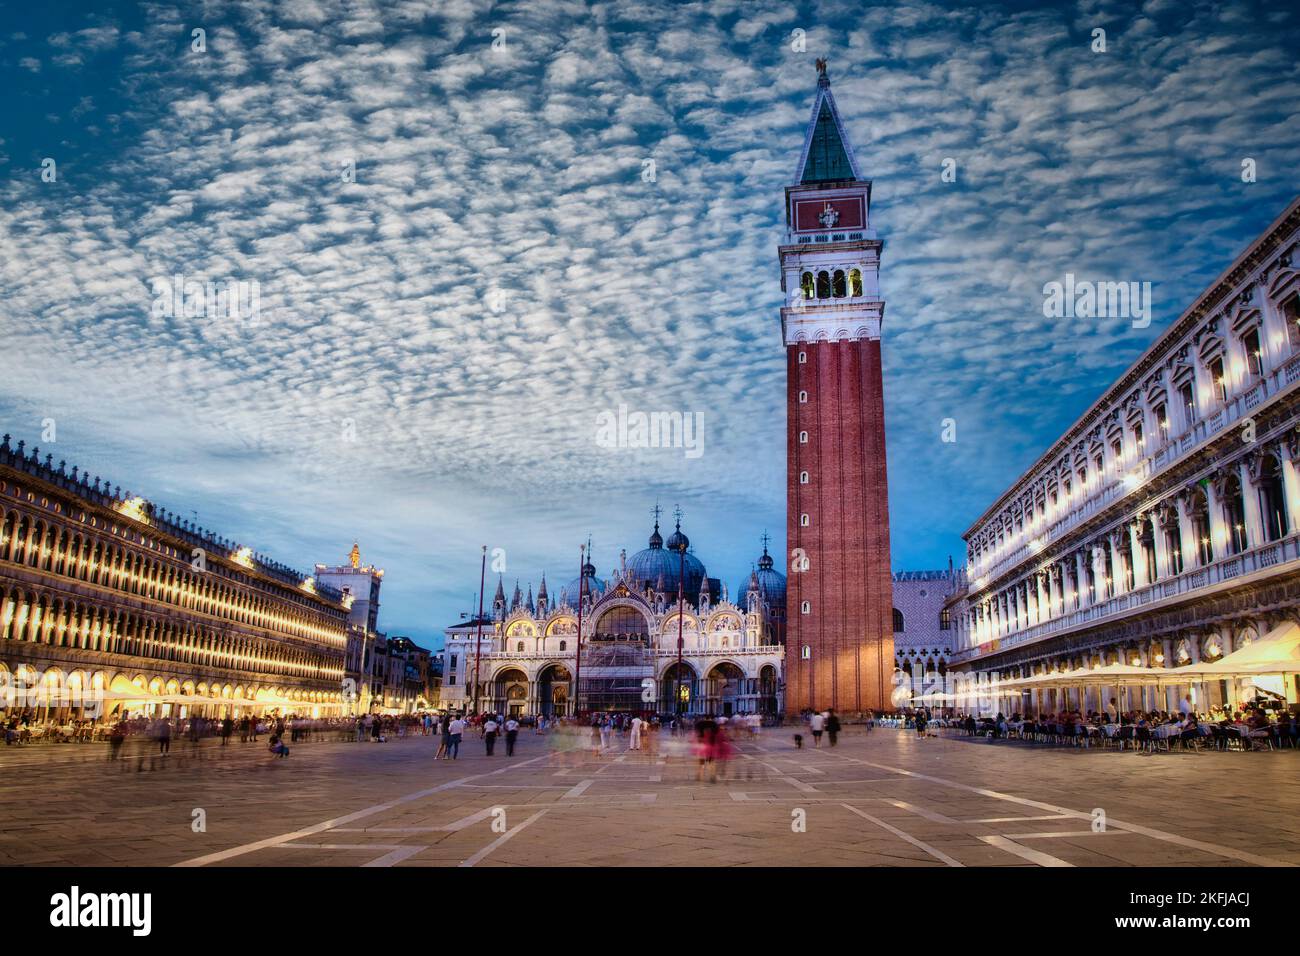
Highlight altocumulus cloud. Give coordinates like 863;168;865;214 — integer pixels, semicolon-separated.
0;0;1297;641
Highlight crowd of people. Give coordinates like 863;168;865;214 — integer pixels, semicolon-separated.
912;696;1299;752
411;709;778;783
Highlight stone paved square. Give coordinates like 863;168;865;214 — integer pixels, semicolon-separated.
3;726;1297;868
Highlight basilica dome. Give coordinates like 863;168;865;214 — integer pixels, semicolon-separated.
738;542;787;607
627;519;706;597
564;557;605;604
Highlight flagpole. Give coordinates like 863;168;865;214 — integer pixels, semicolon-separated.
675;534;686;718
471;545;486;716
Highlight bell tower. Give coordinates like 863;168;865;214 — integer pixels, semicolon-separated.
783;61;893;715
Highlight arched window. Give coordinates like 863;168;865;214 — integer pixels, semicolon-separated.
516;641;524;652
1165;513;1184;575
1120;531;1136;590
1179;381;1196;424
832;270;846;298
798;390;807;403
1224;473;1248;554
594;605;649;642
799;430;808;443
801;272;815;300
848;268;863;297
1190;488;1213;564
1243;327;1263;377
800;601;811;614
893;608;904;633
799;471;809;484
800;513;810;527
1259;455;1288;541
1209;355;1227;402
816;271;830;299
559;640;567;652
1140;517;1157;583
939;609;951;631
798;351;807;364
1284;293;1300;349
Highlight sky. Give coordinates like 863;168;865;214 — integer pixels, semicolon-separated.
1;0;1297;648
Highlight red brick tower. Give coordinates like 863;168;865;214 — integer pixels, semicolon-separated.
783;61;893;716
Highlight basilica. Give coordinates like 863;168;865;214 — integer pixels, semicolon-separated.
439;515;786;718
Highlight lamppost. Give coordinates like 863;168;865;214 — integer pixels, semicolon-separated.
471;545;486;716
573;543;585;719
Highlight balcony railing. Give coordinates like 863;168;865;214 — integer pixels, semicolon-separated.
971;355;1300;587
952;529;1300;665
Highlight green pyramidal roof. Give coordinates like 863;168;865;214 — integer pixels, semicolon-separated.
800;100;855;183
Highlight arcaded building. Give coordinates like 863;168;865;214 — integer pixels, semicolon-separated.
948;197;1300;714
0;437;350;718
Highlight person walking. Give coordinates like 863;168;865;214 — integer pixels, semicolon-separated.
599;716;611;753
825;709;840;747
629;715;643;751
504;716;519;756
436;715;451;759
809;710;825;747
157;716;172;755
447;714;465;760
221;716;234;746
484;715;499;755
108;719;126;761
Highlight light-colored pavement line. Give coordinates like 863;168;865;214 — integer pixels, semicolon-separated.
779;776;819;793
980;835;1074;867
968;815;1074;824
459;810;548;868
172;755;548;867
886;799;961;825
827;749;1296;868
439;806;502;832
1002;831;1124;839
456;783;570;789
283;842;409;850
840;804;963;867
562;779;594;799
363;845;428;867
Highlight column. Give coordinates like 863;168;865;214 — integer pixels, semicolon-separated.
1128;521;1148;588
1176;493;1199;569
1108;532;1129;595
1075;550;1090;608
1036;571;1050;623
1279;437;1300;536
1091;545;1107;604
1206;475;1231;559
1151;508;1170;580
1240;457;1265;550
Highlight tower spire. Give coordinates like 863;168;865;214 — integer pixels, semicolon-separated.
794;60;863;185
